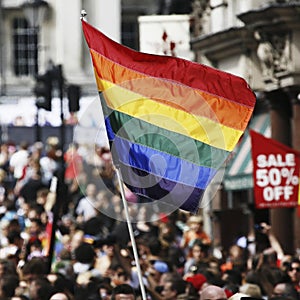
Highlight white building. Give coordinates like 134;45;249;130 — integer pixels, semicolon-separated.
0;0;120;129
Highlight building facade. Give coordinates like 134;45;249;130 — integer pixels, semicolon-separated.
0;0;122;145
0;0;121;97
191;0;300;253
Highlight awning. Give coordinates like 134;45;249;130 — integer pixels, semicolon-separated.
223;113;271;190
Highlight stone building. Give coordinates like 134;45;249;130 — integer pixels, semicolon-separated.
191;0;300;253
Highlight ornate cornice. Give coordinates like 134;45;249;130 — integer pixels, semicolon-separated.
238;3;300;86
237;3;300;31
191;27;255;61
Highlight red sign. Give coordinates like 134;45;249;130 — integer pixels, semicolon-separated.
250;130;300;209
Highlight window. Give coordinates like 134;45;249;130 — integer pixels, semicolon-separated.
13;17;38;76
122;21;138;50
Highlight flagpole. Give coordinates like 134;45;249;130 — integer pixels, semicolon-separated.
115;166;147;300
80;10;146;298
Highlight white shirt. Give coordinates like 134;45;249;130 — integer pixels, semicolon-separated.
75;197;97;221
9;149;28;179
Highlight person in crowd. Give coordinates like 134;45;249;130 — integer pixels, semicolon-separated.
95;146;116;193
144;259;170;292
286;258;300;292
180;215;211;250
72;242;101;279
18;257;48;298
0;274;19;299
68;229;84;259
185;273;207;295
200;284;228;300
239;282;262;299
160;279;188;300
39;137;61;185
5;140;300;300
0;168;8;203
64;143;83;185
0;143;10;173
75;183;98;223
184;238;210;276
158;220;180;252
111;283;136;300
11;296;30;300
0;259;18;278
220;244;247;275
28;277;54;300
0;200;21;231
228;293;249;300
49;293;70;300
9;141;29;186
271;282;299;299
0;229;23;264
46;272;74;299
93;190;116;231
94;237;123;277
18;162;48;204
98;282;113;300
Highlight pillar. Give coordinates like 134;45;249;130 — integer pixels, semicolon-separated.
286;86;300;251
54;0;82;74
267;89;294;254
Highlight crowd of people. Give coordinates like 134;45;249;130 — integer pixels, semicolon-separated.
0;138;299;300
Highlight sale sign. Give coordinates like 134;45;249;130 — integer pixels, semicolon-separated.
250;130;300;209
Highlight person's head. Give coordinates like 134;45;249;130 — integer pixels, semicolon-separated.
11;296;30;300
161;279;187;300
7;229;23;248
36;188;49;206
111;284;136;300
21;257;48;282
49;293;69;300
159;272;182;286
85;183;97;197
27;203;44;220
228;245;244;261
239;283;262;299
0;260;16;278
187;216;203;232
102;242;115;258
27;218;43;236
222;269;242;286
28;277;54;300
200;285;227;300
263;248;278;267
0;275;19;298
20;141;29;150
190;239;209;260
74;243;96;265
70;230;84;251
271;282;299;300
98;282;113;300
287;258;300;284
110;264;129;286
147;236;162;256
148;260;169;283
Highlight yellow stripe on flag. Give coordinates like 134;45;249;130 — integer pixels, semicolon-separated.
97;76;242;151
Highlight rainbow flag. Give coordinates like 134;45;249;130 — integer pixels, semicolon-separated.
82;20;256;213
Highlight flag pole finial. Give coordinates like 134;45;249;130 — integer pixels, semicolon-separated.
80;10;87;20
